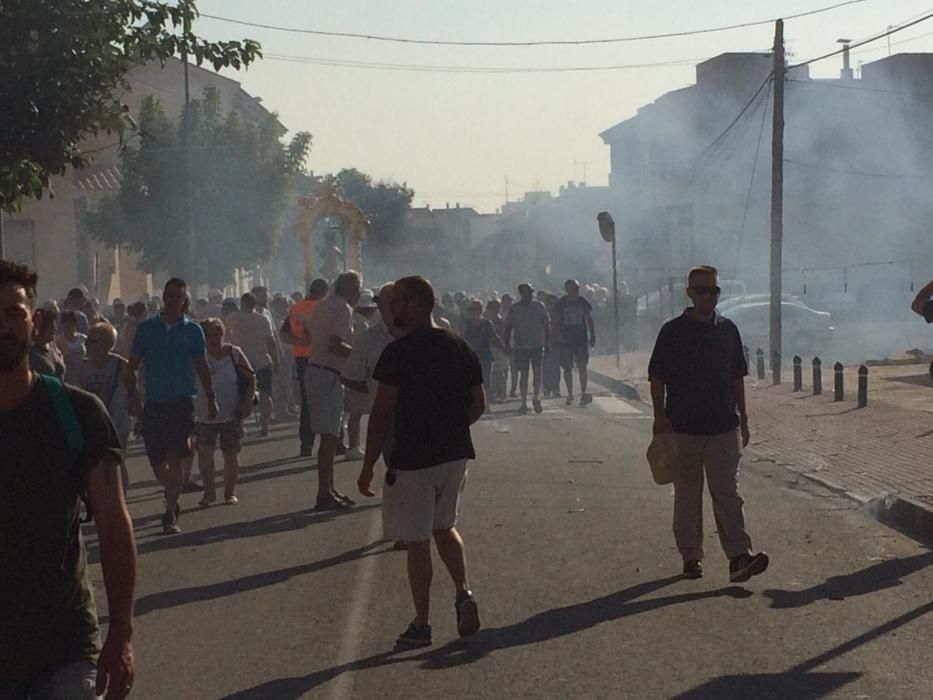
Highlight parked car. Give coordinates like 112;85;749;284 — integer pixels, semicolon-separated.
722;301;834;356
716;293;802;314
637;279;747;318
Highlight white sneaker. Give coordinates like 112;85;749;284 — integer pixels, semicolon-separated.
345;447;365;461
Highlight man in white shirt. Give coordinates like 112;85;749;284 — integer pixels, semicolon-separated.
504;283;551;415
226;292;280;436
342;283;396;461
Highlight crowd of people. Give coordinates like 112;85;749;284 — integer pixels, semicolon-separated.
2;254;790;695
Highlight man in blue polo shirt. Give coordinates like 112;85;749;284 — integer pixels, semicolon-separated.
125;278;217;534
648;265;769;584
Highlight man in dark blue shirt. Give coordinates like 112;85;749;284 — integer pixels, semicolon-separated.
648;265;768;583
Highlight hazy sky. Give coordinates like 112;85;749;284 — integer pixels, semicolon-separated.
190;0;933;212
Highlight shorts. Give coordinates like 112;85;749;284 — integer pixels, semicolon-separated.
560;341;590;370
382;459;469;541
195;420;243;453
256;365;274;396
513;346;544;372
142;397;195;467
306;365;344;436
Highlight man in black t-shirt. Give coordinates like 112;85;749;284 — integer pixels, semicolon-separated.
648;265;768;584
0;260;137;699
555;279;596;406
358;276;486;648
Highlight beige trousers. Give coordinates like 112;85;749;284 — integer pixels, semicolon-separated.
670;430;752;562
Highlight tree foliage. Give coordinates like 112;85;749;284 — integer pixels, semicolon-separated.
87;88;311;287
319;169;414;254
0;0;261;211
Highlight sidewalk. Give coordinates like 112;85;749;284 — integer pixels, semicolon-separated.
589;354;933;541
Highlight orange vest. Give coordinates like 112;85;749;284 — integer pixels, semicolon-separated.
288;298;320;358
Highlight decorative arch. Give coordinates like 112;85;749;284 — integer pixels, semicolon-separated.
295;186;368;286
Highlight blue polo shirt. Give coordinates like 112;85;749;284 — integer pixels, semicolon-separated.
131;315;206;403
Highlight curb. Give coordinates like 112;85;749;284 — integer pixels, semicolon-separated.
587;367;641;401
867;493;933;544
760;457;933;546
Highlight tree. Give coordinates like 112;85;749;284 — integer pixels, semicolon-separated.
316;169;414;279
87;88;311;287
0;0;261;211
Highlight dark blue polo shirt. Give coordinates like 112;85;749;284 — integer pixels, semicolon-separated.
648;309;748;436
131;315;206;403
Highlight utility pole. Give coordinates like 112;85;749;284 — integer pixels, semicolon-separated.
182;1;197;287
504;176;509;204
770;19;785;385
0;211;5;259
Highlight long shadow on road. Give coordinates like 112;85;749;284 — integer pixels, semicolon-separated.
86;504;380;564
223;575;750;699
674;599;933;699
99;541;388;624
763;551;933;609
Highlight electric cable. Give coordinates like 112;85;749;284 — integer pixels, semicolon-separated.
200;0;867;48
792;11;933;68
732;82;772;278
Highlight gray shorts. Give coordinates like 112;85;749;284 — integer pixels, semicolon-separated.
382;459;469;542
305;365;344;436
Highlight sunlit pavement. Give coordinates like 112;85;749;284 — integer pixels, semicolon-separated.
85;379;933;699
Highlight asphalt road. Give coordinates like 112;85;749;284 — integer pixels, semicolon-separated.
84;380;933;699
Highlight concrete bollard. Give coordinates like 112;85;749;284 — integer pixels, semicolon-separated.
834;362;844;402
744;345;750;370
793;355;802;392
756;348;765;381
812;357;822;395
772;351;781;386
858;365;868;408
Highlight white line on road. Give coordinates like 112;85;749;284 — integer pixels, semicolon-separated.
591;396;643;415
328;508;384;700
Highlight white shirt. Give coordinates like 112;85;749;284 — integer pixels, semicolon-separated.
226;310;274;371
344;322;394;399
195;346;247;423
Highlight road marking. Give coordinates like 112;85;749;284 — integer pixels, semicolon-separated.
329;508;383;700
591;396;643;415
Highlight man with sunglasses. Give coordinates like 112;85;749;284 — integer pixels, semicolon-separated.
648;265;769;583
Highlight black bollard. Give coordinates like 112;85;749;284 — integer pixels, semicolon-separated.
834;362;844;402
756;348;765;381
793;355;802;392
858;365;868;408
812;357;822;395
772;351;781;386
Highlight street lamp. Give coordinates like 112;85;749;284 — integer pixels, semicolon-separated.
597;211;621;368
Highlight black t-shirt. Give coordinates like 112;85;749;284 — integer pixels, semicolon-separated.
373;328;483;471
0;376;122;683
648;311;749;436
556;296;593;344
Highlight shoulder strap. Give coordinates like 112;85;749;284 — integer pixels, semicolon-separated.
39;374;85;453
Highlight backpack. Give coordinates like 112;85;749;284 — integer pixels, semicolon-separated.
39;374;93;522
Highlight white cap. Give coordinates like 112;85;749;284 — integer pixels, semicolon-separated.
357;289;377;309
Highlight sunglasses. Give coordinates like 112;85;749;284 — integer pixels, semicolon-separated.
690;285;721;296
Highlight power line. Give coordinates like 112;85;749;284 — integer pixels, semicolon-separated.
783;157;933;179
791;11;933;68
201;0;868;48
733;82;772;278
262;53;705;74
692;74;773;168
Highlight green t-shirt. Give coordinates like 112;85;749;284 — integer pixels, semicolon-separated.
0;376;122;683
